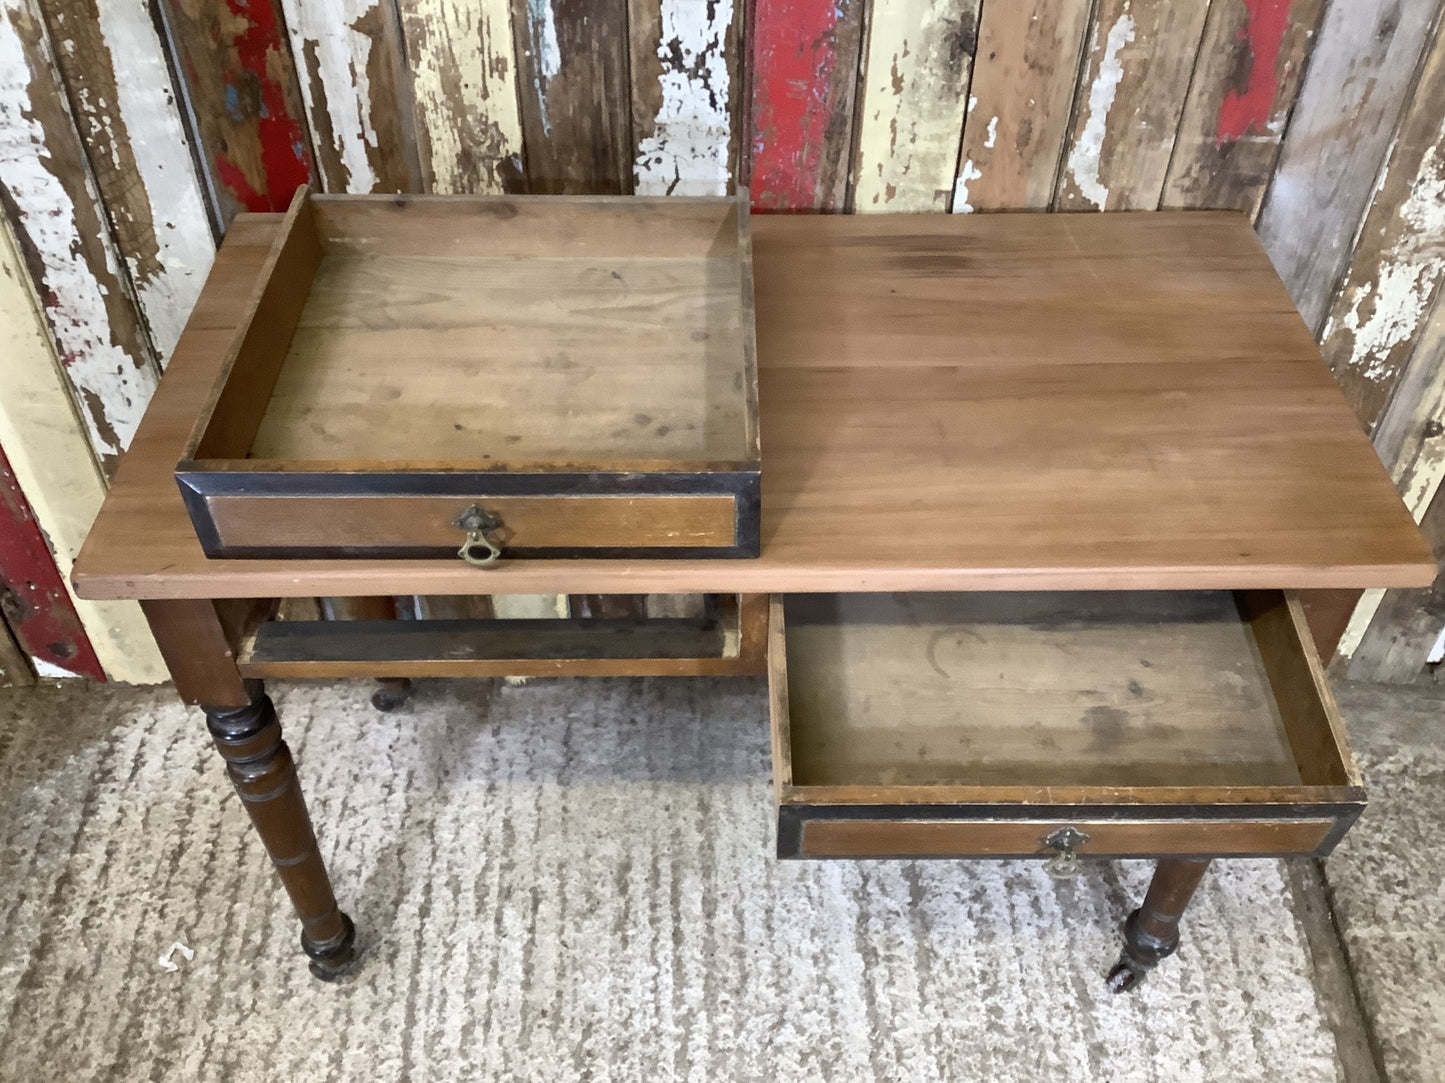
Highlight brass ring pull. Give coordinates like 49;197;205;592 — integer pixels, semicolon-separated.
454;505;504;567
1041;825;1090;880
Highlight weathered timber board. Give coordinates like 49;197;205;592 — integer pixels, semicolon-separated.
280;0;423;195
396;0;524;194
747;0;865;211
0;0;158;473
952;0;1091;212
852;0;982;213
158;0;315;222
1056;0;1211;211
1316;20;1445;432
1161;0;1326;216
1255;0;1440;333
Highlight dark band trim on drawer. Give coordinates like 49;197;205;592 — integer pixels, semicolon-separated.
777;803;1363;860
176;470;760;558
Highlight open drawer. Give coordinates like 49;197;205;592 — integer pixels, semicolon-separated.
769;591;1364;861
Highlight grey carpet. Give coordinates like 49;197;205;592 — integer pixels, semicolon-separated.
1;676;1354;1082
1327;680;1445;1083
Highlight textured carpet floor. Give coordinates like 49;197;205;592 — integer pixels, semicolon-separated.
1327;681;1445;1083
1;676;1357;1082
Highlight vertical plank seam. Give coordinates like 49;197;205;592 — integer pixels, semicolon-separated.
946;0;987;214
1048;0;1103;209
1247;0;1329;228
841;0;876;214
147;0;223;242
1155;0;1221;211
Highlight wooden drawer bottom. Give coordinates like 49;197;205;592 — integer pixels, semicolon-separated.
769;591;1365;861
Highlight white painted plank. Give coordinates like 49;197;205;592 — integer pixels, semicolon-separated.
631;0;735;197
0;216;165;683
85;0;214;361
0;1;158;471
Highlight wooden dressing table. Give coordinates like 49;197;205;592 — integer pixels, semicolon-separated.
72;210;1435;991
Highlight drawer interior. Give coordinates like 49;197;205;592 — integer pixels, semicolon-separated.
775;591;1354;791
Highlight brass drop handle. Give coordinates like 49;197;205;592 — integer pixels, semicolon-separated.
1040;826;1090;880
455;505;504;567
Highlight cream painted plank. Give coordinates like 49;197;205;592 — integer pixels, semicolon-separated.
397;0;524;194
40;0;215;362
0;0;158;474
953;0;1091;212
1316;22;1445;432
0;217;165;683
1255;0;1439;333
852;0;982;213
1056;0;1212;211
282;0;423;194
629;0;739;197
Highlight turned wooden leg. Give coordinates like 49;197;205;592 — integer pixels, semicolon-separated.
1106;857;1211;993
141;599;356;980
205;688;356;979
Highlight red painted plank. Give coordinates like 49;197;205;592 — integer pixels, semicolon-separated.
747;0;864;212
1215;0;1294;142
162;0;315;223
0;445;104;681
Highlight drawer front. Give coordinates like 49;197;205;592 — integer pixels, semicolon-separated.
768;591;1366;862
780;812;1347;859
179;482;757;558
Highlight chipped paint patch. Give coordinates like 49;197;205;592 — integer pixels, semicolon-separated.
402;0;523;194
951;158;982;213
983;115;998;148
1066;10;1135;210
282;0;380;191
526;0;562;136
634;0;733;197
1328;149;1445;383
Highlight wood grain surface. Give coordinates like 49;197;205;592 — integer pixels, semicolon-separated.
72;212;1435;600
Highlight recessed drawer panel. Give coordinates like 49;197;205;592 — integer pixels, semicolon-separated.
769;591;1364;860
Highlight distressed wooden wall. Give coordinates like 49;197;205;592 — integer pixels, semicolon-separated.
1;0;1442;681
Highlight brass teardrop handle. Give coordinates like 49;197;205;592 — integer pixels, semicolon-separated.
455;505;504;567
1040;825;1090;880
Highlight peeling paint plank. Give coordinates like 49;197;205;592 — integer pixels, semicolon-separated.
0;445;105;682
397;0;523;193
952;0;1091;212
159;0;316;224
0;0;158;474
629;0;741;197
282;0;423;194
748;0;864;211
1255;0;1439;333
0;215;166;683
39;0;215;363
1376;297;1445;518
511;0;631;194
1317;24;1445;433
852;0;982;213
1161;0;1325;216
1056;0;1211;211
